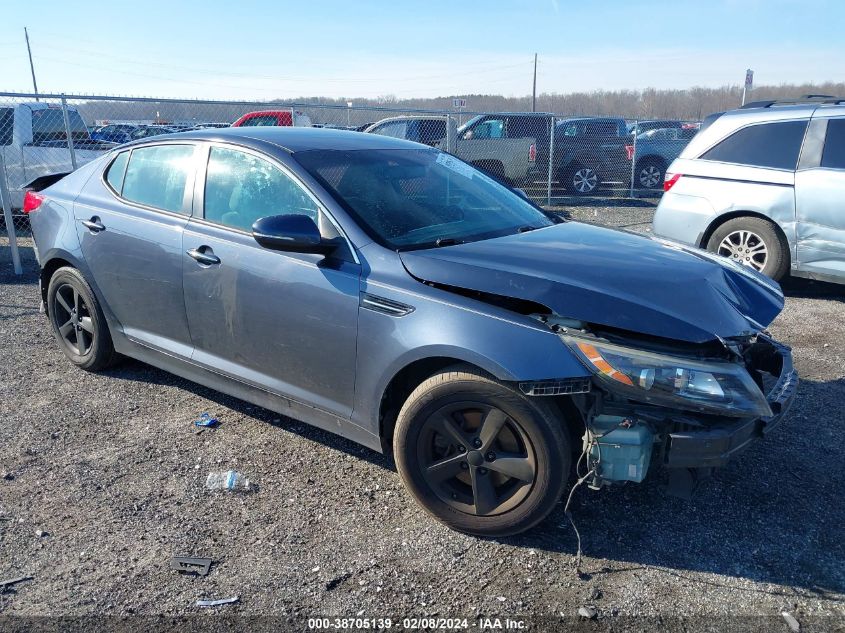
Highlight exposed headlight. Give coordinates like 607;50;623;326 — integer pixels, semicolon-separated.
563;335;771;418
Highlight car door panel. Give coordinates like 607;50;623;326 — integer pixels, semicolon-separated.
182;222;360;418
73;145;196;355
795;116;845;276
181;144;360;418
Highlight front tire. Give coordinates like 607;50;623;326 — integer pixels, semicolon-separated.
394;365;570;537
706;216;789;281
47;267;119;371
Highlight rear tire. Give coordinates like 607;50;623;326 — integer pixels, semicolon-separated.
635;158;665;190
562;163;599;195
394;364;570;537
46;267;119;371
706;216;789;281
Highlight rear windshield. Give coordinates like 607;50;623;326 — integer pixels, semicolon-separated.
295;148;553;251
30;107;89;144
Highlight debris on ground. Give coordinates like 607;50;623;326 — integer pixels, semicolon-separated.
193;413;220;429
170;557;212;576
205;471;251;492
0;576;33;589
35;530;48;538
781;611;801;632
196;596;239;607
578;605;598;619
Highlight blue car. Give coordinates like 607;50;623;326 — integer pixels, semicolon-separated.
25;127;797;536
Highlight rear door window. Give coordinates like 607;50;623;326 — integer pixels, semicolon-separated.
121;144;195;213
821;119;845;169
240;115;278;127
370;120;408;139
700;120;808;170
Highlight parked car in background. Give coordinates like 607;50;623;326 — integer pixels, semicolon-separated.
130;125;177;140
631;125;699;190
90;124;139;144
0;102;114;209
26;127;796;536
553;117;632;194
653;96;845;283
365;116;451;147
447;113;553;185
232;109;312;128
628;119;689;136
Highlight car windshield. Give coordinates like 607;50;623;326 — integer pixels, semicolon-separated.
295;148;554;250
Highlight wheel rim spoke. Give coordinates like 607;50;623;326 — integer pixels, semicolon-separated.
470;467;498;516
76;330;86;355
487;454;535;483
478;408;507;450
58;319;74;337
433;414;467;448
425;453;466;482
56;290;72;314
73;288;80;314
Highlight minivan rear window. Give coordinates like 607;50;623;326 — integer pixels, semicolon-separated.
821;119;845;169
700;120;808;170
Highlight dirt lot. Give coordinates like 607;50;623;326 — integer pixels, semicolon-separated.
1;205;844;632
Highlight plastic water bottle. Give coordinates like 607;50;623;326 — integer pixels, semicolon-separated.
206;470;251;492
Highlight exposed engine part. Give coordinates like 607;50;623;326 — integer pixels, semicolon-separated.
582;415;655;489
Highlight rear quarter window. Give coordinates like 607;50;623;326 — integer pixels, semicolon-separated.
105;151;130;193
700;120;808;170
0;108;12;146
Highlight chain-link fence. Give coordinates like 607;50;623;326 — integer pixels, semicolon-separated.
1;92;701;273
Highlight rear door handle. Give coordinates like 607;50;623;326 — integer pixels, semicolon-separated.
186;247;221;266
80;217;105;233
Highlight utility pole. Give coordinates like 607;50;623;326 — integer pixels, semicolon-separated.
531;53;538;112
24;27;39;101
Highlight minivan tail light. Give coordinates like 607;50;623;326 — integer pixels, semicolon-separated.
663;173;682;192
624;144;635;161
528;143;537;162
23;191;45;213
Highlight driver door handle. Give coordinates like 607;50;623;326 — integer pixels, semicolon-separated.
186;247;221;266
80;217;105;233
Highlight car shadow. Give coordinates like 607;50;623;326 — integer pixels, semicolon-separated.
104;355;844;597
781;275;845;302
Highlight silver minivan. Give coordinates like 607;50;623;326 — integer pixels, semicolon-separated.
653;97;845;283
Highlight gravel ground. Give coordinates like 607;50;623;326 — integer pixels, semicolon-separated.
1;206;844;631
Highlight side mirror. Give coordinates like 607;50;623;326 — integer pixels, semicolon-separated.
252;214;334;255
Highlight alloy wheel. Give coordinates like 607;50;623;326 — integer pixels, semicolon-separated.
638;164;662;188
417;402;537;517
572;168;598;194
52;283;95;356
717;230;768;271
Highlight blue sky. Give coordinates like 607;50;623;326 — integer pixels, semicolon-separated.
2;0;842;99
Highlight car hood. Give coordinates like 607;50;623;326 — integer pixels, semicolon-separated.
399;222;784;344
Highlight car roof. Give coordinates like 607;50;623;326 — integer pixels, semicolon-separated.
119;126;430;153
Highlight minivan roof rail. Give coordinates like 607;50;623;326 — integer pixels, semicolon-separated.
741;95;845;109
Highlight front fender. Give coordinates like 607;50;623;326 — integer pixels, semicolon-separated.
350;283;588;435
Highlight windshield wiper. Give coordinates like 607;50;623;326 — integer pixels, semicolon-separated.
434;237;464;247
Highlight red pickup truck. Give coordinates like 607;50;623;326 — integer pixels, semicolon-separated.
231;109;312;128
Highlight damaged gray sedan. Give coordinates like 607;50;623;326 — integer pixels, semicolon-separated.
27;127;797;536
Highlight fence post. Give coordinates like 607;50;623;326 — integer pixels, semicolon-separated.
546;116;556;207
629;119;638;198
60;94;78;171
445;114;453;154
0;151;23;275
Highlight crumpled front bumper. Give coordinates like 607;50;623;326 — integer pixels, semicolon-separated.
664;338;798;469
